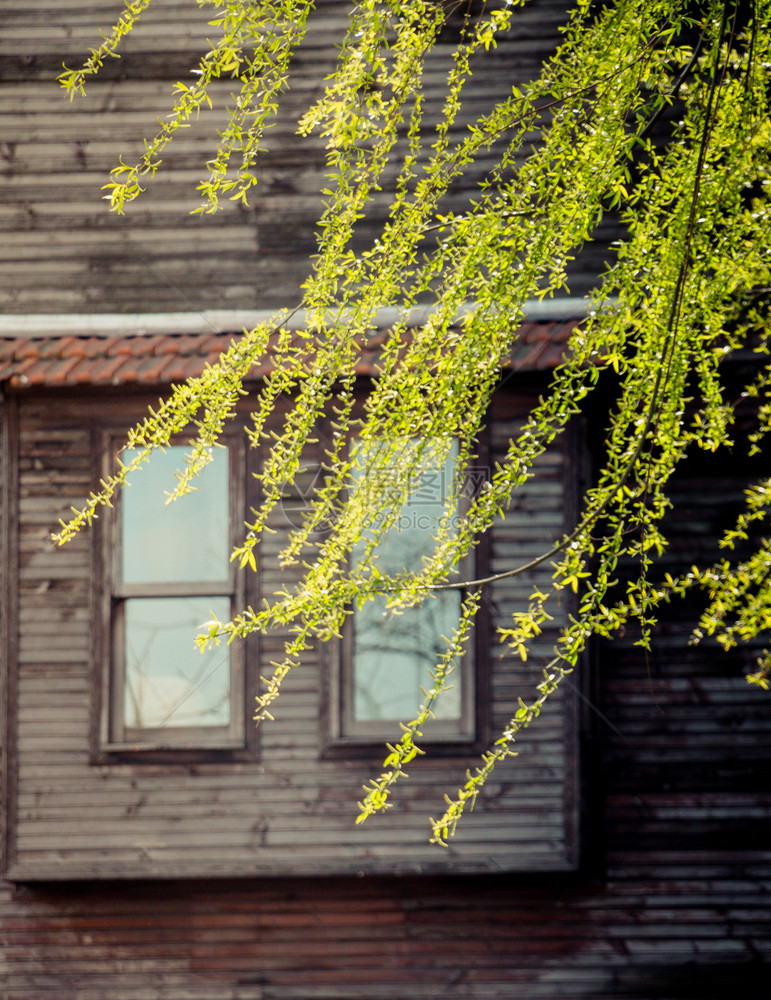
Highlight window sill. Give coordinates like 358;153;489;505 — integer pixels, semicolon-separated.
92;738;255;766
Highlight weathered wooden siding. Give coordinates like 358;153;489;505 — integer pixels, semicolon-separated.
0;0;616;314
2;383;576;880
2;866;769;999
0;379;769;996
600;459;771;882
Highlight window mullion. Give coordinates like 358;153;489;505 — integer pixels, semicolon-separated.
115;581;234;599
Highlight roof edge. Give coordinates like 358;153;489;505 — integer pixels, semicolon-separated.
0;299;592;339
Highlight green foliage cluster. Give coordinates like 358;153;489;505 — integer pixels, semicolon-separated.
57;0;771;840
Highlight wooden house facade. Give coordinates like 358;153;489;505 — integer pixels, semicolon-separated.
1;327;769;998
1;1;770;996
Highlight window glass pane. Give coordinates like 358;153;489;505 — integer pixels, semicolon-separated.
122;446;229;584
353;593;462;721
351;439;462;723
124;596;231;730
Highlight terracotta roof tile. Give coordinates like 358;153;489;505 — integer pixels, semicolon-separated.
0;322;578;390
112;341;135;358
87;355;128;384
62;339;89;359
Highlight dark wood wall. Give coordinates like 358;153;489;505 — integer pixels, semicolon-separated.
2;864;769;1000
0;376;769;997
0;0;616;314
1;2;769;994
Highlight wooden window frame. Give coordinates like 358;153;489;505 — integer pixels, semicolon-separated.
321;433;491;758
95;429;251;759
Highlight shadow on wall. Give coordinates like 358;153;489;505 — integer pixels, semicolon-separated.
598;961;768;999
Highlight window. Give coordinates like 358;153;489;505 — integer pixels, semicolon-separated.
102;439;245;751
335;439;478;745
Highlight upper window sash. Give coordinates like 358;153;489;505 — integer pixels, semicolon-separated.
116;444;233;592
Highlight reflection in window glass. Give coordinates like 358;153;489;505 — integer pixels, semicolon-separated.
122;446;229;584
351;440;462;723
353;595;461;721
124;597;231;730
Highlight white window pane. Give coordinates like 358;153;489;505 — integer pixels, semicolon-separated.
122;446;229;584
353;592;462;721
124;596;231;730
